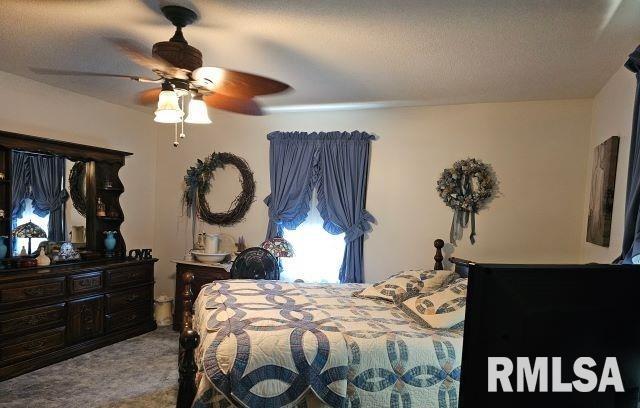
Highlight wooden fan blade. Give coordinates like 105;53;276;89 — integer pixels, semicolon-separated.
107;38;190;80
30;67;161;83
192;67;290;98
203;94;263;116
136;88;162;105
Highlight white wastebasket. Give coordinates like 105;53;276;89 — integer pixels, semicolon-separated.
154;295;174;327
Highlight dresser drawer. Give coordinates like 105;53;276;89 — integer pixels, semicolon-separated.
106;265;153;289
0;278;65;305
66;296;104;344
0;327;65;364
105;305;152;333
0;303;66;337
105;285;153;314
68;271;103;296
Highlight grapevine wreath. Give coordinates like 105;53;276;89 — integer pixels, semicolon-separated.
183;152;256;226
69;161;86;218
436;158;496;244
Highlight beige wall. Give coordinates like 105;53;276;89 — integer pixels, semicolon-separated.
0;69;598;298
581;66;636;262
153;99;593;295
0;71;158;255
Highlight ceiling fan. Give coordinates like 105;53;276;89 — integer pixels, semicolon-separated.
32;5;292;145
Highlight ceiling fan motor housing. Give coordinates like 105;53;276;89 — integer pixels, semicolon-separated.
152;41;203;72
153;5;203;72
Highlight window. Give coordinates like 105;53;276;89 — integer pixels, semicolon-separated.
280;192;345;283
14;198;50;256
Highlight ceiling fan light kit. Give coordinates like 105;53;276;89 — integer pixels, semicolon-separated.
30;4;292;146
154;86;183;124
185;95;212;124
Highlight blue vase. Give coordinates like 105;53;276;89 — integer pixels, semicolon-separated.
0;237;6;259
104;231;117;252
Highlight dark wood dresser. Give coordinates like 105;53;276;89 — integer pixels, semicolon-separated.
0;258;157;381
173;260;229;331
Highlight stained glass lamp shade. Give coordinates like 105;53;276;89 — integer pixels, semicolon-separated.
260;237;295;258
13;221;47;255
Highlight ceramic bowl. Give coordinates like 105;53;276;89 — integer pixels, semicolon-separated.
191;251;229;264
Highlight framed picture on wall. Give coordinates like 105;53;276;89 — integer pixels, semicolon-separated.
586;135;620;247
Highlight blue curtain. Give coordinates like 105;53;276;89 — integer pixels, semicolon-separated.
265;131;375;283
618;46;640;263
11;152;31;252
10;151;68;243
11;152;30;221
316;132;374;283
264;132;319;238
29;154;68;242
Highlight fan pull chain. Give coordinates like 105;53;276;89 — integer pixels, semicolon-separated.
173;122;179;147
180;96;186;139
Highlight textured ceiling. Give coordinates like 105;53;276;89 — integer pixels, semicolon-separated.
1;0;639;112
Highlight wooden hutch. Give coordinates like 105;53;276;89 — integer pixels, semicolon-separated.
0;131;157;381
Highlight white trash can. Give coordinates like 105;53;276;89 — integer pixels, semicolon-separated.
154;295;174;327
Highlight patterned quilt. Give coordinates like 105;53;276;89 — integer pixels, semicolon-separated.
191;280;463;408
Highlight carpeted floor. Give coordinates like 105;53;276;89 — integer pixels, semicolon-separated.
0;326;178;408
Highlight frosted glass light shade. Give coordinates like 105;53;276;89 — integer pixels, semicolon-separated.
154;90;183;123
185;96;212;124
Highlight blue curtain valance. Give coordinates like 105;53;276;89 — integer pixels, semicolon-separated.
267;131;375;142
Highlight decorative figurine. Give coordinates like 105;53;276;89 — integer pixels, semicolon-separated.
36;248;51;266
97;197;106;217
56;242;81;262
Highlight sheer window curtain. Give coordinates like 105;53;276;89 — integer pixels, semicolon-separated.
280;191;345;283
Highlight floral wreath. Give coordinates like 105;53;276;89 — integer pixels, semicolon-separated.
436;158;496;244
183;152;256;226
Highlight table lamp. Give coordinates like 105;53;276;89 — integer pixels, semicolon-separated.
260;237;295;258
13;221;47;255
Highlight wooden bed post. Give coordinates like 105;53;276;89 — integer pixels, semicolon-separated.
434;239;444;270
177;272;200;408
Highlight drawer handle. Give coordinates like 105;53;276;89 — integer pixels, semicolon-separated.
23;339;46;350
77;278;98;288
125;294;140;302
127;313;138;321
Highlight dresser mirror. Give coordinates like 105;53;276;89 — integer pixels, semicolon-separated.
9;151;89;256
65;159;87;246
0;131;131;262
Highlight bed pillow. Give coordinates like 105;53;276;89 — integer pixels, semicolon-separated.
354;269;456;302
397;277;467;329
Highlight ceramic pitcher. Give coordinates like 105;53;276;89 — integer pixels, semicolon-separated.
204;233;220;254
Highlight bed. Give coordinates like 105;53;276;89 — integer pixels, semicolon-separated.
177;239;465;408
